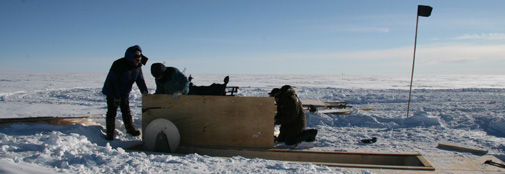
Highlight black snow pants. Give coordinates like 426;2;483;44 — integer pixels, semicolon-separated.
106;97;137;139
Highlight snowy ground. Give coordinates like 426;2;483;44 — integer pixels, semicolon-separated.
1;72;505;173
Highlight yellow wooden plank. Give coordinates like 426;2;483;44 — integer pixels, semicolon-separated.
438;142;488;154
300;100;327;106
142;94;276;149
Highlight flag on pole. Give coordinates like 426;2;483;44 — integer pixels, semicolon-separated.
407;5;433;118
418;5;433;17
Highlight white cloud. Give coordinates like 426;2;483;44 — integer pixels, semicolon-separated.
454;33;505;40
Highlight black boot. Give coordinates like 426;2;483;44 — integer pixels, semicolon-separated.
119;99;140;136
286;129;318;145
105;97;118;141
105;116;115;140
123;115;140;136
126;127;140;136
305;129;318;142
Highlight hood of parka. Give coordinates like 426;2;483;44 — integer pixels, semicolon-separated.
124;45;148;66
277;85;296;98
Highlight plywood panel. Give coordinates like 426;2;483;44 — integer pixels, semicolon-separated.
176;146;435;170
142;94;276;149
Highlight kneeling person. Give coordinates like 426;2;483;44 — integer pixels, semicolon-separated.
275;85;317;145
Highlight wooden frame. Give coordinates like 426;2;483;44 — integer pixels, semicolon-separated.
141;94;437;170
176;146;435;170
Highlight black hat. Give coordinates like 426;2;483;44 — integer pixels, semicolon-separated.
280;85;292;93
269;88;280;96
151;63;166;78
276;85;293;97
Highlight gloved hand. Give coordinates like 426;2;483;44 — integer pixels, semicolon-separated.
113;98;121;107
172;92;180;100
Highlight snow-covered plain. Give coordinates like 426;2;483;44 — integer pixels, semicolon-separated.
1;72;505;173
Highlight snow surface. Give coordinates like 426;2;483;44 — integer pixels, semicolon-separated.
1;72;505;173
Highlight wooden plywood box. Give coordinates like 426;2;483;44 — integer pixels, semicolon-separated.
142;94;276;149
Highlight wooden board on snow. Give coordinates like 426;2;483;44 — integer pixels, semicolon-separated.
303;108;353;114
0;115;101;125
175;146;435;170
315;109;353;114
142;94;276;149
301;100;351;108
437;142;488;154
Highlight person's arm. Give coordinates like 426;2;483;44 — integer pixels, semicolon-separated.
278;96;299;124
173;68;190;94
107;60;124;99
136;68;148;94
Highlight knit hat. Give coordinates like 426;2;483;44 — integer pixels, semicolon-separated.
276;85;294;97
280;85;292;93
269;88;280;96
151;63;166;78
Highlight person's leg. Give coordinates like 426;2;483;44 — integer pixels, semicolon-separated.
285;129;318;145
284;131;303;145
276;131;286;143
119;99;140;136
105;97;118;140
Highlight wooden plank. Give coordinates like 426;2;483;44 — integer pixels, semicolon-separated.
437;142;488;154
300;100;327;106
315;109;353;114
175;146;435;170
425;154;503;173
358;107;377;111
142;94;276;149
301;100;350;109
0;115;102;125
303;109;353;114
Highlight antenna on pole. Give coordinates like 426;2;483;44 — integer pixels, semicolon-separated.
407;5;433;118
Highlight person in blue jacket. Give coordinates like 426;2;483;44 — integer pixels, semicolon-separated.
102;45;149;140
150;63;189;95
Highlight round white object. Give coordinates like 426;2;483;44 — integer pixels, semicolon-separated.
144;118;180;153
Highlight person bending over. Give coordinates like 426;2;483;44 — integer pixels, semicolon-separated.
150;63;189;95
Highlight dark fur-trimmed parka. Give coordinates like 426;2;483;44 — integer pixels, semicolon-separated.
276;85;306;139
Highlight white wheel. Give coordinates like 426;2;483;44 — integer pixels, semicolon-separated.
144;118;180;153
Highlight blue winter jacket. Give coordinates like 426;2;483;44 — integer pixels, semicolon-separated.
154;67;189;95
102;45;148;99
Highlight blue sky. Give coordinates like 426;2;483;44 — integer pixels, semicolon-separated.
1;0;504;75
